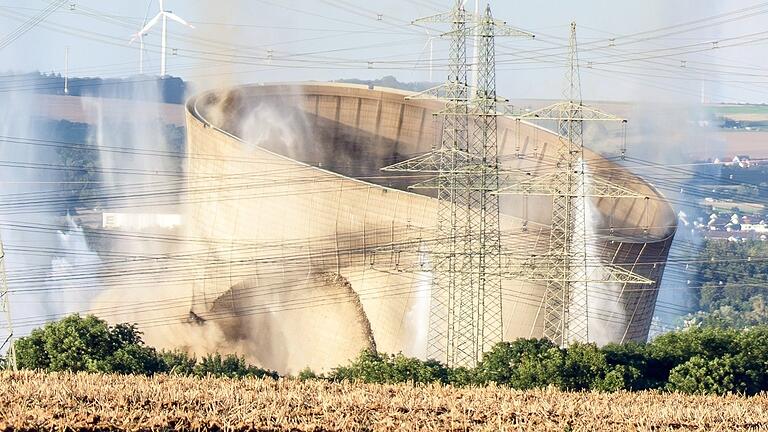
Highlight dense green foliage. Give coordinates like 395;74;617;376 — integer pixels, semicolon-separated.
325;326;768;395
51;119;186;212
13;314;277;379
9;315;768;395
719;163;768;199
331;350;450;385
690;239;768;328
52;120;104;211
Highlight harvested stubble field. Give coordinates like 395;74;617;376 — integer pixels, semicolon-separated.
1;371;767;431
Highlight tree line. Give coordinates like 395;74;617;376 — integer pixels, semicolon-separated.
5;314;768;396
688;239;768;328
4;72;187;104
323;325;768;395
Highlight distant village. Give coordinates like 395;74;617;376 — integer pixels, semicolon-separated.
684;154;768;242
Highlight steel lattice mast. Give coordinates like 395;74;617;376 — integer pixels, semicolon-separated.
427;0;471;367
467;4;504;356
549;21;590;344
494;22;653;346
382;2;532;366
0;237;16;370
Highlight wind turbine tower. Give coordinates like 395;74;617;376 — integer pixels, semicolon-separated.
136;0;194;76
129;29;148;75
419;30;437;82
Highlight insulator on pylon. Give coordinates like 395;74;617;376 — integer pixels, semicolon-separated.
643;196;650;235
620;121;627;160
522;196;529;232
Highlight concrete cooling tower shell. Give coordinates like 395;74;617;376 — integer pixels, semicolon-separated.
184;83;676;373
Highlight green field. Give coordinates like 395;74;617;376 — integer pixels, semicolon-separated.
708;104;768;123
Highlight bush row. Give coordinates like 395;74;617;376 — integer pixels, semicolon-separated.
9;314;768;395
319;326;768;395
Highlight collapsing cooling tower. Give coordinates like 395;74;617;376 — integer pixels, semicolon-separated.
183;83;676;372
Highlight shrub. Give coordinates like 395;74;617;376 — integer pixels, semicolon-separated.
12;314;277;379
14;328;49;370
93;344;164;375
601;342;654;390
15;315;130;373
330;350;448;385
447;366;475;387
194;353;278;379
736;327;768;394
642;326;743;389
667;355;747;395
297;367;320;381
474;338;562;388
160;350;197;375
593;365;640;392
560;343;610;391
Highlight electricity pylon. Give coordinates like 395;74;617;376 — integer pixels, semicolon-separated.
381;2;532;367
494;22;652;346
0;237;16;370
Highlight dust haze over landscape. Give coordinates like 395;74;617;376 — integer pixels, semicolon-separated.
2;0;768;378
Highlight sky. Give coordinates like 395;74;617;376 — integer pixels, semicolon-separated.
0;0;766;103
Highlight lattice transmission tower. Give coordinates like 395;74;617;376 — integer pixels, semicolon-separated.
0;237;16;370
494;22;653;346
381;2;532;367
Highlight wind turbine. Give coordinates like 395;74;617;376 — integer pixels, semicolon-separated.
129;28;148;75
136;0;194;77
419;29;437;82
129;1;153;75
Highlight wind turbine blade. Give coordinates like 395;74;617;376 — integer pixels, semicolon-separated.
420;37;431;54
139;13;162;35
129;33;139;44
158;0;164;11
164;11;194;28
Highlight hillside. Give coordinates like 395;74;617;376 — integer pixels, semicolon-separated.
1;371;766;431
11;93;185;126
0;72;187;104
